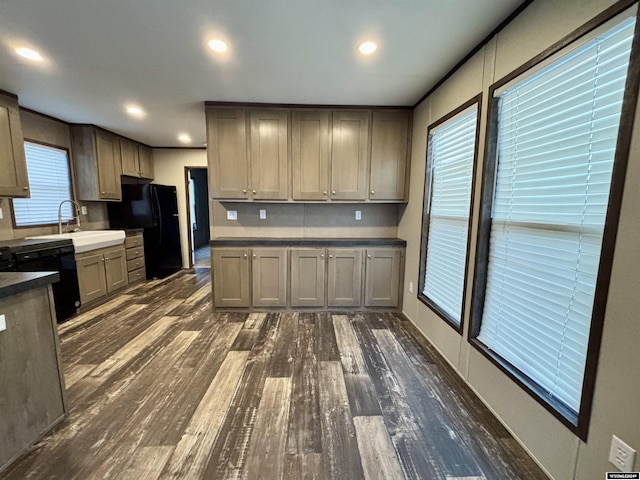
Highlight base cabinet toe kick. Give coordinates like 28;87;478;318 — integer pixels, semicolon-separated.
210;238;406;310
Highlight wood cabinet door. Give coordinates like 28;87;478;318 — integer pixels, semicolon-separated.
95;130;121;200
212;248;250;307
290;248;326;307
364;248;401;307
207;108;250;199
0;95;29;197
291;110;330;200
330;111;369;200
138;144;154;179
120;137;139;177
252;248;287;307
369;111;410;201
77;253;107;304
249;110;289;200
327;248;362;307
104;248;128;294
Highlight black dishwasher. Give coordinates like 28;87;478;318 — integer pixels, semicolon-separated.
13;243;80;322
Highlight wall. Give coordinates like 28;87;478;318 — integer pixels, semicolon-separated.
398;1;640;479
0;110;109;241
152;148;207;267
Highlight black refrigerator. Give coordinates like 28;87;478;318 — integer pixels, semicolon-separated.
108;184;182;279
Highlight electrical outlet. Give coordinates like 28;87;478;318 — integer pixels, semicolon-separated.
609;435;636;471
259;209;267;220
409;282;414;294
0;314;6;332
226;210;237;221
355;210;362;221
81;205;88;215
0;207;3;219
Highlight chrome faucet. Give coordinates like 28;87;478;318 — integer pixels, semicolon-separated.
58;200;82;234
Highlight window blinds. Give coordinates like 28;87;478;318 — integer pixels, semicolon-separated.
478;17;635;414
13;142;73;227
423;106;477;325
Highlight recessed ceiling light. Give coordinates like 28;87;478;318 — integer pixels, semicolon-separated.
125;105;145;117
178;133;192;144
358;41;377;55
15;47;43;62
208;39;228;53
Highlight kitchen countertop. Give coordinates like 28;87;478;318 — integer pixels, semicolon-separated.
210;237;407;247
0;238;73;253
0;271;60;300
124;228;144;236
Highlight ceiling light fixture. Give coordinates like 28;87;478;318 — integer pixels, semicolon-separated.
126;105;145;117
178;133;192;144
358;41;377;55
208;39;228;53
15;47;43;62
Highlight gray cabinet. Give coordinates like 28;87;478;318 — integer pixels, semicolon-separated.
125;234;145;284
207;108;250;199
252;248;287;307
364;248;402;307
292;110;330;200
212;248;250;307
76;245;128;306
327;248;363;307
330;111;370;200
104;247;128;294
138;144;154;180
71;126;122;201
120;139;154;180
369;111;410;201
249;110;289;200
0;92;29;198
291;248;325;307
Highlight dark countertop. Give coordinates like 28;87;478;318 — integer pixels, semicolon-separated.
125;228;144;236
0;272;60;300
210;237;407;247
0;238;73;253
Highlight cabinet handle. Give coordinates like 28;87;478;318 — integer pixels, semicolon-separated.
321;254;324;258
23;186;29;190
332;190;336;195
100;258;105;262
243;254;247;258
105;257;110;260
101;191;106;194
367;254;371;258
252;190;256;194
253;254;256;258
371;190;375;195
329;255;333;258
323;191;327;196
243;189;247;193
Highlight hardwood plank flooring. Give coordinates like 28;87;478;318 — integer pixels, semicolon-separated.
0;269;548;480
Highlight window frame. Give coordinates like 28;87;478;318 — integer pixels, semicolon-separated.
10;139;76;229
469;3;640;440
418;95;482;333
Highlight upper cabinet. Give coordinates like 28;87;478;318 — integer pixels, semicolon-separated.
291;110;330;200
71;126;122;201
207;107;249;199
206;104;412;203
369;111;411;201
249;109;288;200
330;111;370;200
121;138;154;180
0;93;29;198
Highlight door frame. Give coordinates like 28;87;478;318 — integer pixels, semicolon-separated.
184;166;209;268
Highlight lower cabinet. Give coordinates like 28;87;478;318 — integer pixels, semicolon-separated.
211;244;404;310
251;249;287;307
76;246;128;306
327;248;363;307
212;248;250;307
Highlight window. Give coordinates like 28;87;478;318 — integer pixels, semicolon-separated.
471;12;637;436
419;100;479;329
13;142;74;227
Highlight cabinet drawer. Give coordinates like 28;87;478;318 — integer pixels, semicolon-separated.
126;247;144;260
127;256;145;272
128;267;146;284
125;234;143;249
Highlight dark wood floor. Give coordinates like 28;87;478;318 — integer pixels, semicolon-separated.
1;269;547;480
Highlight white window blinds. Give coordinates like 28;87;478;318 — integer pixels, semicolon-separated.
423;106;478;325
13;142;73;227
478;17;635;414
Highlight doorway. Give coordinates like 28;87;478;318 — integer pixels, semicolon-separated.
185;167;211;268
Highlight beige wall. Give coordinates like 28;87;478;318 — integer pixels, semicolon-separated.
152;148;207;267
398;1;640;479
0;110;109;241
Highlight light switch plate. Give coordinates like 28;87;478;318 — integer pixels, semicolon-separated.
355;210;362;221
259;209;267;220
0;314;6;332
409;282;414;294
227;210;238;221
81;206;88;215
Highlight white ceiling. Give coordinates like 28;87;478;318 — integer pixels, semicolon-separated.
0;0;522;147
